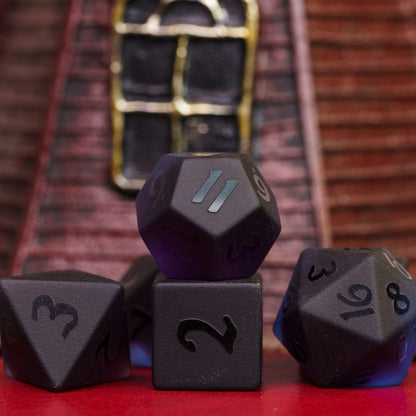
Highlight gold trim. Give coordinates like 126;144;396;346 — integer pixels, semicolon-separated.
171;35;189;151
148;0;227;26
239;0;259;153
116;99;236;116
115;22;249;39
111;0;127;187
111;0;258;190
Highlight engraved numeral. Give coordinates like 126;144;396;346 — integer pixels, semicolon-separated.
177;316;237;354
337;284;375;321
286;332;306;363
339;308;375;321
227;234;261;263
395;335;408;363
192;170;238;213
281;286;294;314
352;365;375;385
32;295;78;339
192;170;222;203
308;261;338;282
251;167;270;202
386;282;410;315
323;335;355;372
95;331;119;369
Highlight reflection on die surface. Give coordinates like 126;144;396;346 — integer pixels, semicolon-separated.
274;248;416;388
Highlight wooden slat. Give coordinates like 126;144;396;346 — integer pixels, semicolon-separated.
0;0;67;276
306;2;406;19
308;0;416;277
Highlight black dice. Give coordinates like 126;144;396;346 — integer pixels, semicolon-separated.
152;274;262;390
0;270;131;392
274;248;416;387
136;153;279;390
136;153;281;280
121;256;159;367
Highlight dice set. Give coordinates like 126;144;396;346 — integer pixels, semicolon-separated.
136;153;281;390
1;152;416;392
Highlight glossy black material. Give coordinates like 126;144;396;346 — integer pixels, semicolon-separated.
121;255;160;367
152;273;262;390
136;153;281;280
274;248;416;387
0;270;131;392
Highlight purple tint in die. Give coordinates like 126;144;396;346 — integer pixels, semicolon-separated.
274;248;416;388
121;256;159;368
136;153;281;280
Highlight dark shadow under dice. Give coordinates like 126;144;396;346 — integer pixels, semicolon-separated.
136;153;281;280
153;273;262;390
0;270;131;392
274;248;416;387
121;255;160;367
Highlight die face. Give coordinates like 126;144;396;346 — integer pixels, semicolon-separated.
136;153;182;231
136;153;281;279
121;256;159;367
274;282;308;366
372;249;416;336
139;208;217;279
0;303;51;389
152;273;262;390
171;155;259;236
121;255;159;331
239;154;280;222
300;252;383;343
298;319;416;388
274;248;416;387
0;270;131;392
220;209;280;279
356;326;416;387
292;312;381;388
292;248;375;307
65;286;131;390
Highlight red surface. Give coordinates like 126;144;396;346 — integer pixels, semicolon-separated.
1;352;416;415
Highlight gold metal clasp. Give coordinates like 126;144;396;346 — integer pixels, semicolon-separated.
111;0;258;191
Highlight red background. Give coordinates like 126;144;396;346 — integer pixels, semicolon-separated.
1;352;416;416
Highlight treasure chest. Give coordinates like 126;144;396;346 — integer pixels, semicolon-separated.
111;0;259;191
